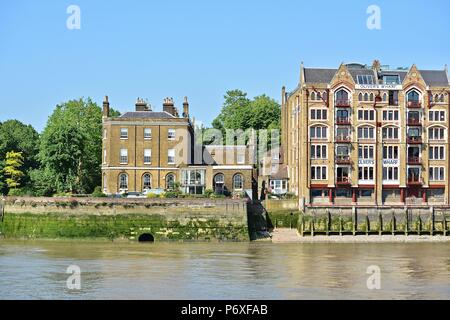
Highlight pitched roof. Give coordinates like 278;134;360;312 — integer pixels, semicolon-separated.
119;111;175;119
303;68;337;84
419;70;449;86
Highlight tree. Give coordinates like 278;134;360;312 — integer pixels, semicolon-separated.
38;98;103;194
0;120;40;192
4;151;24;191
211;90;281;146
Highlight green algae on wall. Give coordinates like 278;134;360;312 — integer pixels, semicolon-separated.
0;212;249;241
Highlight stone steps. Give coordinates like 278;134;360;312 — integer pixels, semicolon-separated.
271;228;301;243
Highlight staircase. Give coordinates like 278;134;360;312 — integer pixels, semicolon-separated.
271;228;301;243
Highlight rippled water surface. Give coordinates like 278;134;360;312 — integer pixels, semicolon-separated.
0;240;449;299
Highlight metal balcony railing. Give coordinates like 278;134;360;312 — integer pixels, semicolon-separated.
407;136;422;144
407;101;422;108
335;155;351;164
335;99;351;107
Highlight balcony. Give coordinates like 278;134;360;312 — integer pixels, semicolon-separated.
407;178;422;186
336;117;351;125
335;135;351;143
335;99;351;108
335;155;351;165
407;136;422;144
407;157;422;165
407;118;421;126
407;101;422;108
336;176;351;185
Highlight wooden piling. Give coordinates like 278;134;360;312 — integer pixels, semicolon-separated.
430;207;434;236
418;216;422;236
444;214;447;236
404;208;409;236
378;210;383;236
365;215;370;235
352;207;357;236
326;209;330;236
391;210;396;236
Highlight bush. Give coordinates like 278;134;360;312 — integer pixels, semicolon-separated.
210;193;226;199
146;193;160;199
92;186;106;197
163;191;179;198
204;189;214;198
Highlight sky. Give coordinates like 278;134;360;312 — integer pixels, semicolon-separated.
1;0;449;132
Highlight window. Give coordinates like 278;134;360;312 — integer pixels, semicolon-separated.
383;146;399;159
144;128;152;139
359;189;373;197
336;127;350;140
103;174;107;192
309;126;328;139
358;145;374;159
103;129;107;139
310;109;328;120
382;167;399;180
382;126;399;139
407;90;420;101
311;166;327;180
364;93;368;101
358;109;375;121
429;146;445;160
388;91;399;105
335;188;351;198
369;93;374;101
383;75;400;85
428;127;445;140
144;149;152;164
337;145;350;156
358;167;374;180
143;173;152;190
310;92;316;100
429;167;445;181
356;75;374;84
103;149;107;164
310;145;327;159
119;173;128;191
120;128;128;139
358;126;375;139
429;110;445;122
311;189;329;198
335;89;349;102
214;173;225;193
233;174;244;190
165;173;176;190
168;128;176;140
383;93;387;102
382;110;399;121
167;149;175;164
120;149;128;164
358;93;363;101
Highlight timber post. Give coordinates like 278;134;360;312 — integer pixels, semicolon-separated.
352;206;357;236
326;209;330;236
404;208;409;236
430;207;434;236
378;209;383;236
391;210;396;236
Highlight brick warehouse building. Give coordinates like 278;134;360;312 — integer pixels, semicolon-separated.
101;96;256;197
281;60;450;207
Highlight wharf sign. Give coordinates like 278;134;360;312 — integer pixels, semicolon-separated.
382;159;399;166
355;84;402;90
358;159;375;165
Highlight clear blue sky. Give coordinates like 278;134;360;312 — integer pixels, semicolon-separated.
1;0;449;132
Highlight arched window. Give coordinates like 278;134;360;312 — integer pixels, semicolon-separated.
369;93;374;101
166;173;176;190
310;92;316;100
143;173;152;191
309;125;328;139
358;93;363;101
119;173;128;191
103;174;107;193
407;90;420;101
364;93;368;101
317;92;321;100
214;173;225;193
322;91;327;101
233;174;244;191
335;89;349;102
428;126;446;140
434;94;439;102
440;94;445;102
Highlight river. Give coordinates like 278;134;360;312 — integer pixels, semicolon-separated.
0;240;449;299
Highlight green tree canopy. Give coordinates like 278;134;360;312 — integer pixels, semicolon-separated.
4;151;25;191
0;119;40;194
37;98;102;194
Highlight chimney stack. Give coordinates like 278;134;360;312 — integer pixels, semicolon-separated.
163;97;179;117
135;97;150;111
102;95;110;117
182;96;189;118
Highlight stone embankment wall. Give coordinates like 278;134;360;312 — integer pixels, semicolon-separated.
0;197;249;241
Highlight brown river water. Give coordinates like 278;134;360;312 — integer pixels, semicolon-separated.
0;240;449;299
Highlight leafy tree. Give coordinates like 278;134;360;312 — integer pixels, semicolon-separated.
0;160;6;195
4;151;25;191
38;98;102;194
211;90;281;147
0;120;40;192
